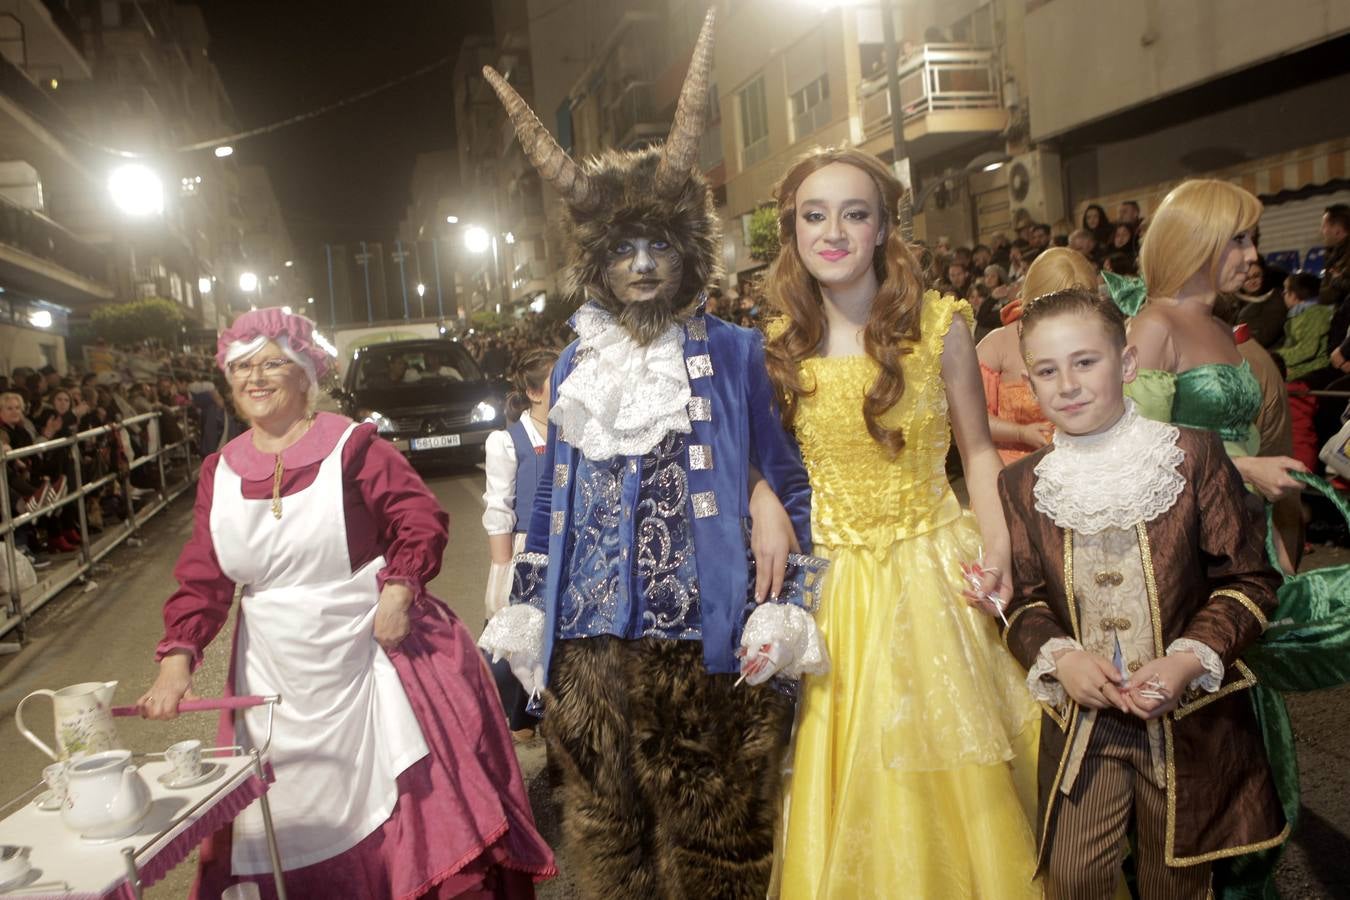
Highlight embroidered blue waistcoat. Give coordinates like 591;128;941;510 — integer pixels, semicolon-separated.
559;430;703;641
511;304;813;681
506;419;542;536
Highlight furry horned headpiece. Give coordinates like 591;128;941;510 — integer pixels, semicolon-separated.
483;8;721;312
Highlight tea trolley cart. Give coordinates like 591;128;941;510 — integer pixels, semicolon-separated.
0;695;286;899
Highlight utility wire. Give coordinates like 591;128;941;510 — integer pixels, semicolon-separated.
173;52;459;153
34;50;459;161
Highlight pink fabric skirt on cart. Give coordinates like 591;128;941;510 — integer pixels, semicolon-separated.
191;596;556;900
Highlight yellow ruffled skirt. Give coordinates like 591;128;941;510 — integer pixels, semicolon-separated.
774;512;1042;899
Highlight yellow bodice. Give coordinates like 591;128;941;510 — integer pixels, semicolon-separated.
792;292;972;549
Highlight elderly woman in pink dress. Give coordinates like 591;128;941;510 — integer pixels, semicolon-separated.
137;308;555;899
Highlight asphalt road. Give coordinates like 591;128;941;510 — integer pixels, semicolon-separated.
0;461;1344;898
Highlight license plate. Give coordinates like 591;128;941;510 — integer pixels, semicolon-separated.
410;434;461;450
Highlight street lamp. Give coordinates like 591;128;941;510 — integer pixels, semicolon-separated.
912;151;1010;217
214;145;234;158
108;164;164;217
445;215;459;224
198;276;213;295
416;283;426;297
239;271;259;293
464;226;491;254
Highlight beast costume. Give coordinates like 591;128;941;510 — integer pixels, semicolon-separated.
998;402;1287;899
477;11;816;898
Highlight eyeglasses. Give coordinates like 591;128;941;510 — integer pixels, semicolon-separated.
227;357;294;380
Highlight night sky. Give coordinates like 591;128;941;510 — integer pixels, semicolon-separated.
193;0;494;249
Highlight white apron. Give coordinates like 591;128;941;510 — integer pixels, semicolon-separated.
210;423;428;875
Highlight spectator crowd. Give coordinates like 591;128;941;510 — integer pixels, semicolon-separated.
1;344;240;568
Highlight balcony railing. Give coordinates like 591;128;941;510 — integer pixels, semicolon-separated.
859;44;1002;136
608;81;666;150
0;195;109;287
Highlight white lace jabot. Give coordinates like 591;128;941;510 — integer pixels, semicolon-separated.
1033;400;1185;534
550;304;692;461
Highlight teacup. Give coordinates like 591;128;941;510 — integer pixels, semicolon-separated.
0;845;30;883
165;739;203;782
42;762;68;805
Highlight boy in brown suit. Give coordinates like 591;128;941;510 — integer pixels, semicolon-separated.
991;288;1287;899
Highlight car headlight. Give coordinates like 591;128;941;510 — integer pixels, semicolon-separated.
470;400;498;424
360;409;395;434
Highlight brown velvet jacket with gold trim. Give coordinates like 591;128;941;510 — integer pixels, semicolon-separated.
998;425;1286;868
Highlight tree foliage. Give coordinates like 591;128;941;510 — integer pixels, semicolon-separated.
748;205;780;263
91;298;184;346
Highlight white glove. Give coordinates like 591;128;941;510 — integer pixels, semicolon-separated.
477;605;547;700
737;602;830;686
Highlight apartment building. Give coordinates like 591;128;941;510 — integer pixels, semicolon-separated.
453;0;1350;299
0;0;111;370
1020;0;1350;267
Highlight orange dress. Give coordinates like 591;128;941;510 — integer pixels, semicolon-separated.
980;363;1051;464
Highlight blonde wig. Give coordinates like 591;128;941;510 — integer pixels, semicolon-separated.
1138;179;1262;299
1021;247;1100;307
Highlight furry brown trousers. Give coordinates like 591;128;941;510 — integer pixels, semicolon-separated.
543;636;793;900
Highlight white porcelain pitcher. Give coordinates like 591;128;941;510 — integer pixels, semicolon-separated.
15;681;121;761
60;749;152;840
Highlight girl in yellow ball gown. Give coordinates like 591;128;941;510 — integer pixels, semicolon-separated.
763;147;1041;899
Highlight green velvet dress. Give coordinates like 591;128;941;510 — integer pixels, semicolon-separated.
1126;363;1314;899
1125;362;1263;457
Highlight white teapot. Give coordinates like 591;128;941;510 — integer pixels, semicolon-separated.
15;681;120;761
60;750;152;840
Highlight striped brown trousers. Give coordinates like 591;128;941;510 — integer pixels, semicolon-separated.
1046;710;1213;900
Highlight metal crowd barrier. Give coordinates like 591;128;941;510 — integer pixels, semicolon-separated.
0;408;197;643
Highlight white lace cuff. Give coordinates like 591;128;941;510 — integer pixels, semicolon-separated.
1026;637;1083;706
1166;638;1224;693
477;605;547;701
737;602;830;685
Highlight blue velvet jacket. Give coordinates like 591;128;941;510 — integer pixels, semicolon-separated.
511;305;812;681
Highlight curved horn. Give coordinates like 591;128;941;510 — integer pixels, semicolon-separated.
482;66;596;210
654;7;717;196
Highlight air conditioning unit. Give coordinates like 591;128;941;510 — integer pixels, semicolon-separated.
1005;148;1064;227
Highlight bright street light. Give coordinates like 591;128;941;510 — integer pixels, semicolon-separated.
108;164;164;217
214;145;234;158
29;310;53;329
464;226;491;254
284;259;294;267
198;277;212;295
445;215;459;224
307;296;315;304
504;232;516;245
239;271;259;293
416;283;426;297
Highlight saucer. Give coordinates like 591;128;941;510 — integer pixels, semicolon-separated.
0;866;34;892
157;762;220;789
31;791;61;812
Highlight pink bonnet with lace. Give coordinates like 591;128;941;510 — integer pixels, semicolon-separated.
215;307;332;380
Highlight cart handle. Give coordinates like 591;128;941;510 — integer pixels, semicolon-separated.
110;694;280;717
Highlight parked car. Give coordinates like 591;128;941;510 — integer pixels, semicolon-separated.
332;338;505;463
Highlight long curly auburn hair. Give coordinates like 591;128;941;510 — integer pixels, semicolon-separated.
763;147;926;455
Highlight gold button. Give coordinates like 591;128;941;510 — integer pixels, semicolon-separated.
1094;571;1124;587
1128;660;1143;673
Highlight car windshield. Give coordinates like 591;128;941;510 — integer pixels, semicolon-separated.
353;343;482;389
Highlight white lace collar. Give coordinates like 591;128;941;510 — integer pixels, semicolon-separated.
550;303;692;461
1032;400;1185;534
